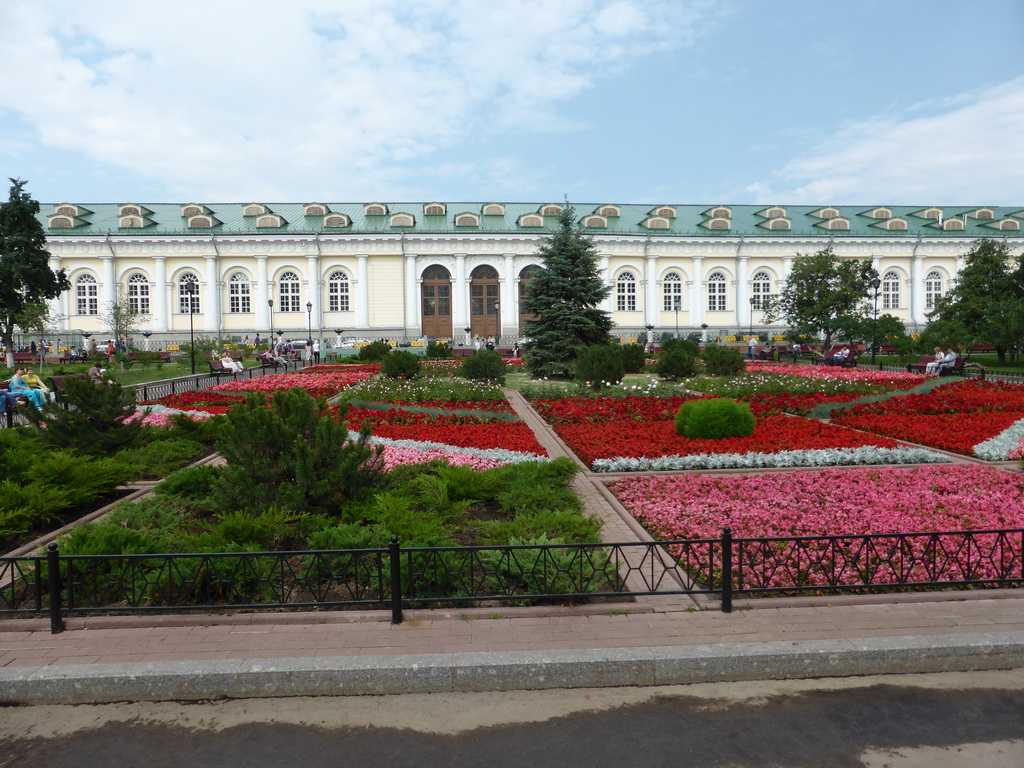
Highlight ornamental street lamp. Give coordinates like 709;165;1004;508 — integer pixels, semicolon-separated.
645;323;654;348
870;277;882;366
748;297;756;342
464;326;471;346
185;281;197;375
492;300;500;342
306;300;313;348
267;298;274;348
673;299;681;339
142;331;152;351
700;323;708;345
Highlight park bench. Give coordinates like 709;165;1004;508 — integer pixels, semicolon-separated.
207;359;236;377
12;352;40;365
906;355;934;373
46;374;89;408
0;379;30;427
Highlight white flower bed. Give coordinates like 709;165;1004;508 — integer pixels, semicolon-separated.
972;416;1024;461
353;432;549;465
591;445;949;473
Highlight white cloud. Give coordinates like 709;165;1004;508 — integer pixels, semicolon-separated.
753;77;1024;205
0;0;706;201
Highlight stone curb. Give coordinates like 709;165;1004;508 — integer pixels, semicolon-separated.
3;631;1022;705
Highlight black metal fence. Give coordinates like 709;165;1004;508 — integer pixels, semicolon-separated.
4;528;1022;634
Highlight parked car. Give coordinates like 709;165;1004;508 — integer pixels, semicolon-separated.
336;337;371;349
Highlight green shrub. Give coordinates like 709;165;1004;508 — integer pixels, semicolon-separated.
483;534;611;598
358;341;392;362
657;348;697;380
307;522;384;551
113;439;208;480
701;343;746;376
215;508;296;548
59;520;165;556
461;350;506;384
381;350;422;379
619;343;647;374
662;337;699;356
574;344;624;390
426;341;452;359
674;398;755;440
156;464;222;502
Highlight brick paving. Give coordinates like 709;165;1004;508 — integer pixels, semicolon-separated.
2;383;1023;678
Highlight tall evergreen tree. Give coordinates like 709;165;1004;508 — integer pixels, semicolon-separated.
521;206;613;378
0;179;70;367
930;238;1024;364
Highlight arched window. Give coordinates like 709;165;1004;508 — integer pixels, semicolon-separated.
75;274;99;316
616;271;637;312
228;272;251;313
328;271;350;312
178;273;200;314
707;272;727;312
925;271;944;310
278;271;301;312
882;270;901;310
663;272;684;312
751;271;772;310
126;273;150;314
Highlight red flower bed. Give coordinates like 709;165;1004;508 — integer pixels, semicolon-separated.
830;412;1024;456
555;415;900;466
368;422;547;454
358;399;514;414
836;379;1024;417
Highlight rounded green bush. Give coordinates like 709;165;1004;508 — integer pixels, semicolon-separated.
461;349;507;384
358;341;392;362
674;398;755;440
382;350;422;379
657;348;696;380
700;343;745;376
574;344;624;390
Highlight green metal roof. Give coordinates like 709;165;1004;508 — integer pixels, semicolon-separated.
38;202;1024;239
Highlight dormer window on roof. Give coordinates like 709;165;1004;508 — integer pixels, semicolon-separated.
653;206;676;218
390;213;414;227
768;218;790;230
188;215;216;228
323;213;350;227
54;203;80;217
707;218;730;230
598;205;620;217
243;204;267;217
818;207;839;219
887;218;907;231
870;208;892;219
455;212;479;227
974;208;994;219
424;203;446;216
118;204;144;217
48;215;78;228
304;203;327;217
710;206;731;219
482;203;505;216
256;214;284;228
518;214;544;227
943;218;964;231
364;203;388;216
829;218;850;231
181;204;206;218
922;208;943;219
643;216;671;230
581;215;607;228
999;219;1020;231
765;206;786;219
119;216;144;228
540;204;563;216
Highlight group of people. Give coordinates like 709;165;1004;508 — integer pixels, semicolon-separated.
925;347;959;374
473;336;496;352
824;346;854;366
1;366;52;413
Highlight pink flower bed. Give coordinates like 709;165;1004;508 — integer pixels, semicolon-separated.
745;361;926;386
208;370;375;398
374;445;507;472
608;465;1024;588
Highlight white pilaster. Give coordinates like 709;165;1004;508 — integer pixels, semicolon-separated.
689;256;704;328
101;254;116;309
737;255;750;328
404;252;419;335
600;256;613;314
153;257;168;332
256;256;270;331
502;253;515;336
204;256;218;332
645;254;658;325
911;255;925;325
356;254;369;329
306;255;320;337
453;253;467;330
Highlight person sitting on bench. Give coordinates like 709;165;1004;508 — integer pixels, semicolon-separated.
936;348;958;374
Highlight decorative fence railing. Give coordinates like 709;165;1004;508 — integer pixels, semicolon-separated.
3;528;1022;634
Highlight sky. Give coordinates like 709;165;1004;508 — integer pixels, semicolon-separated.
1;0;1022;207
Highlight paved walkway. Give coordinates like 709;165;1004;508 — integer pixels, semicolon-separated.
2;382;1023;703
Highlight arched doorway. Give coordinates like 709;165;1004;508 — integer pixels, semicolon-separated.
421;265;452;338
518;264;542;333
469;265;500;338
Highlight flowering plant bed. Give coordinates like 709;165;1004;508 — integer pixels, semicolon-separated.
208;369;377;398
742;362;927;389
608;465;1024;589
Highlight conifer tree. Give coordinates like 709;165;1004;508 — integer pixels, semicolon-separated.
521;206;613;378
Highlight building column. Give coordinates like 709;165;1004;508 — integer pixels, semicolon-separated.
356;254;369;329
453;253;468;331
101;254;116;310
47;255;66;330
306;255;320;339
404;252;419;335
644;254;658;326
911;255;925;325
689;256;704;329
204;256;219;332
600;256;613;314
152;256;168;332
501;252;515;337
256;256;270;332
782;255;793;284
737;255;750;330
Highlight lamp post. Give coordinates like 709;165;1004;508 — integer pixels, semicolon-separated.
464;326;471;346
267;299;274;349
870;277;882;366
305;300;313;346
185;281;197;375
673;299;681;339
492;300;500;343
748;297;756;342
645;323;654;349
142;331;152;351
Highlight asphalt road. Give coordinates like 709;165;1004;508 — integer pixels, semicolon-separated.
1;671;1022;767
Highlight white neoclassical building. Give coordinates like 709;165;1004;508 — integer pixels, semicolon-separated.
36;201;1024;346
